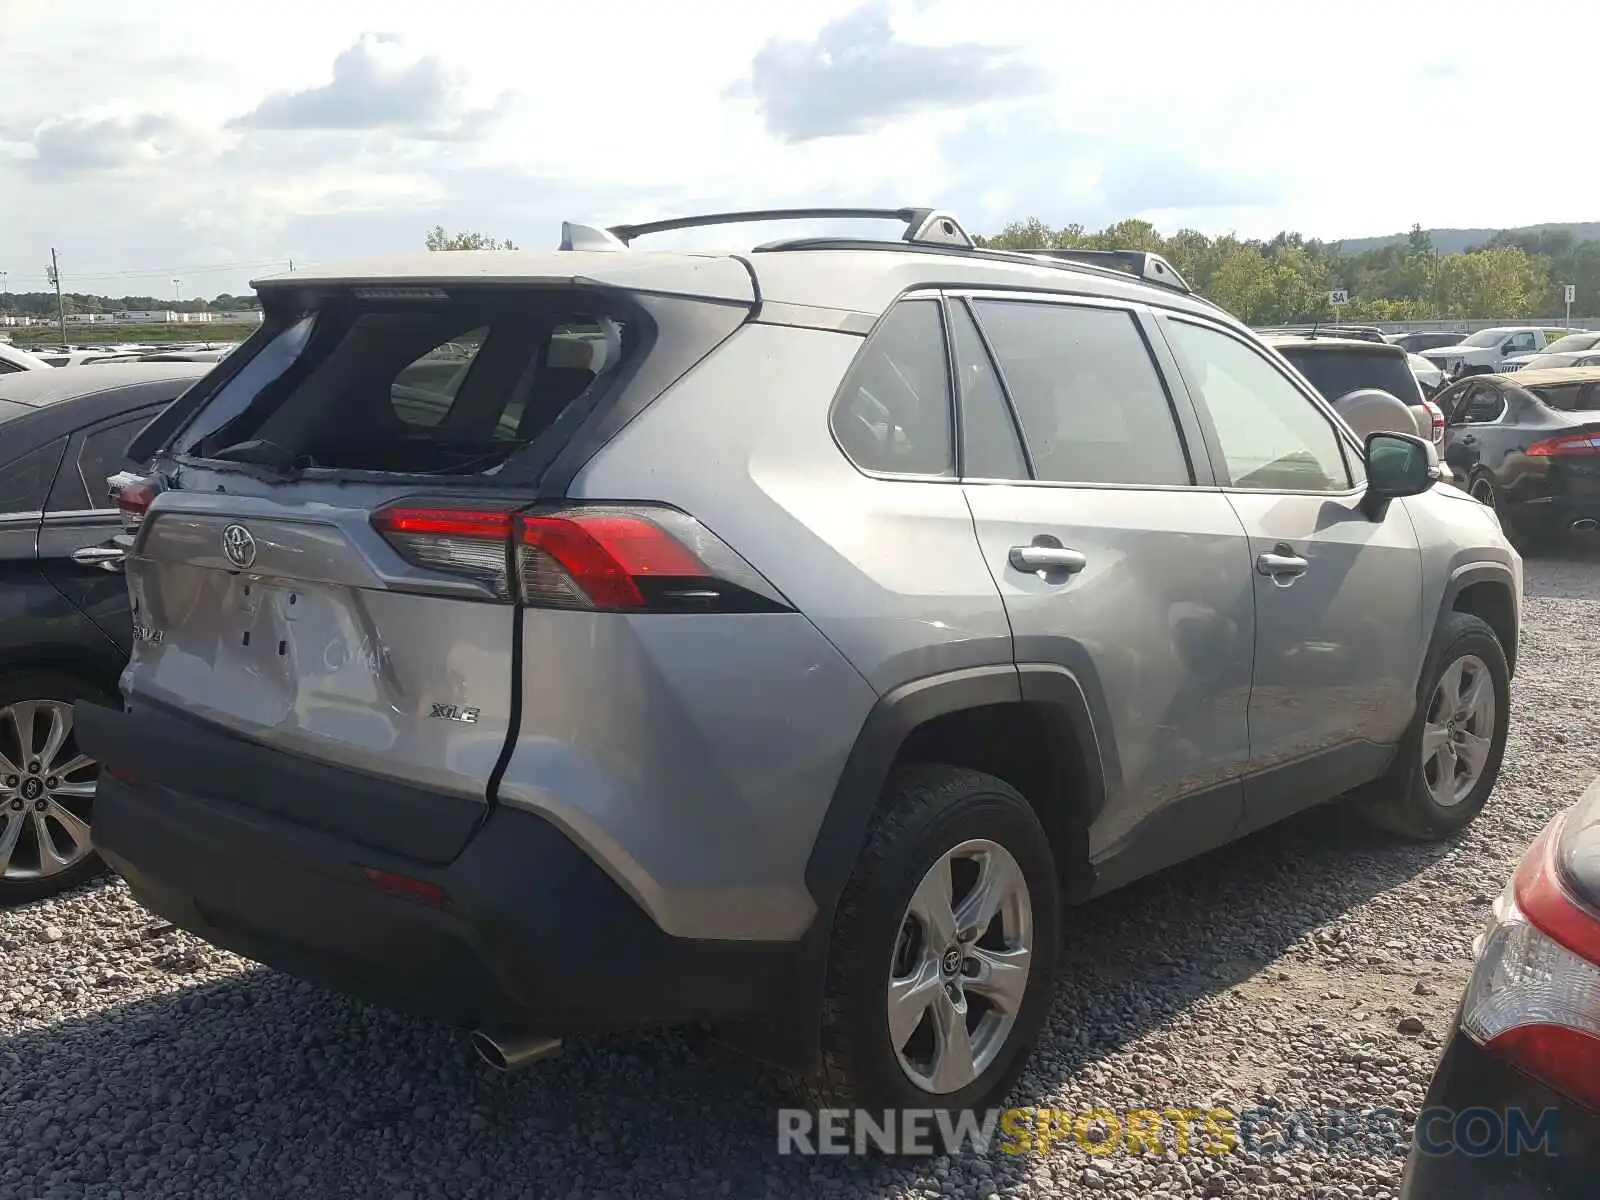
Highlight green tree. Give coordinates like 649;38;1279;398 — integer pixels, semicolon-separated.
425;226;519;251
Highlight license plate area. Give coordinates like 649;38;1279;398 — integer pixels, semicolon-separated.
233;577;304;659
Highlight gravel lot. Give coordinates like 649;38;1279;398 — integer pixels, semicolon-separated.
4;552;1597;1200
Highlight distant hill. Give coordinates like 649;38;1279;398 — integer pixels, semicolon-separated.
1336;222;1600;255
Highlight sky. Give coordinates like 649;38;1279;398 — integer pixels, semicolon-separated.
1;0;1594;299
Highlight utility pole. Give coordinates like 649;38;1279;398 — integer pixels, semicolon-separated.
48;249;66;347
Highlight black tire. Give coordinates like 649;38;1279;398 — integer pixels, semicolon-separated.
1354;613;1510;840
803;764;1060;1119
0;670;115;904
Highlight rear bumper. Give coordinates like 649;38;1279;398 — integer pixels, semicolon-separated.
77;701;800;1035
1506;495;1600;536
1400;1027;1597;1199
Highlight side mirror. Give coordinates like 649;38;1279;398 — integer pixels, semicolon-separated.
1361;431;1439;519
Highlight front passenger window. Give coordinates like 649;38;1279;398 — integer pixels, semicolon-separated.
1165;320;1353;492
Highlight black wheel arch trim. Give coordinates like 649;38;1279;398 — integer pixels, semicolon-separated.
756;661;1112;1077
803;662;1113;907
1436;559;1519;678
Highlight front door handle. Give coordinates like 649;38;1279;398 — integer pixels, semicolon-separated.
1009;545;1088;576
1255;549;1308;586
70;545;126;572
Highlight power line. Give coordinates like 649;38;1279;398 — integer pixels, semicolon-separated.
1;257;295;286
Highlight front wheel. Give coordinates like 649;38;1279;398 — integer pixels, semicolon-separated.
0;671;113;904
1354;613;1510;840
804;765;1060;1117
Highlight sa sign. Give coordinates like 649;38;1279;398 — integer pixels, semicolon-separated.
1566;284;1578;305
1329;289;1350;307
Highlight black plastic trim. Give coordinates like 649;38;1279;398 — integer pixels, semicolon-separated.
74;699;483;865
92;774;800;1035
1439;561;1520;676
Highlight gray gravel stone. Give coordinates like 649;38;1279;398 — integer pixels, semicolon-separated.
3;553;1597;1198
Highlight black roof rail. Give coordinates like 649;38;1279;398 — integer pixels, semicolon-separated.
558;207;976;251
1017;249;1193;295
745;237;1203;300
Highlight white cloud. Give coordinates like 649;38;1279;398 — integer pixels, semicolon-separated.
1;0;1595;300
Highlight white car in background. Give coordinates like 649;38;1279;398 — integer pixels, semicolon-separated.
1504;330;1600;370
1418;326;1568;377
1408;352;1444;394
0;342;52;373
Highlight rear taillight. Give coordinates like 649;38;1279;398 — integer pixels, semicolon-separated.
370;505;517;598
1423;399;1445;445
370;502;790;613
1527;433;1600;457
109;471;161;533
1461;812;1600;1110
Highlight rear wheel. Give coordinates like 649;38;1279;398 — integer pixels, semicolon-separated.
1354;613;1510;840
804;765;1059;1118
1470;471;1545;554
0;672;113;904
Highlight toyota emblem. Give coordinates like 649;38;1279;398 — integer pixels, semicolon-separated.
221;523;257;570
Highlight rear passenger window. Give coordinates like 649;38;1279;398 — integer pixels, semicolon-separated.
0;438;66;513
47;411;161;512
971;301;1191;487
949;300;1026;480
831;300;954;477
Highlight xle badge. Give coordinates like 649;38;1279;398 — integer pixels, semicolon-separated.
429;704;480;724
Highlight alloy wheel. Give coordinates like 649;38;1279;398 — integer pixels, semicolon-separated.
1421;654;1496;808
0;700;97;881
887;838;1033;1094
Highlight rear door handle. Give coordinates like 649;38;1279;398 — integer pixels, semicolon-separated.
1009;545;1088;576
1255;550;1308;585
70;546;126;572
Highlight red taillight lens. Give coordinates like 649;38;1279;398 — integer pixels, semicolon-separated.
1527;433;1600;457
518;512;708;610
112;474;161;532
371;505;518;598
1462;812;1600;1110
1424;400;1445;444
371;501;790;612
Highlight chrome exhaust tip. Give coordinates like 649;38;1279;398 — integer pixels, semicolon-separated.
1572;519;1598;533
470;1030;562;1071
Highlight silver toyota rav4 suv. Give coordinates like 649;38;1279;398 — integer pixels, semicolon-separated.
76;207;1521;1115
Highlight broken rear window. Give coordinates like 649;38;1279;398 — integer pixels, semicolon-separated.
173;292;629;476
